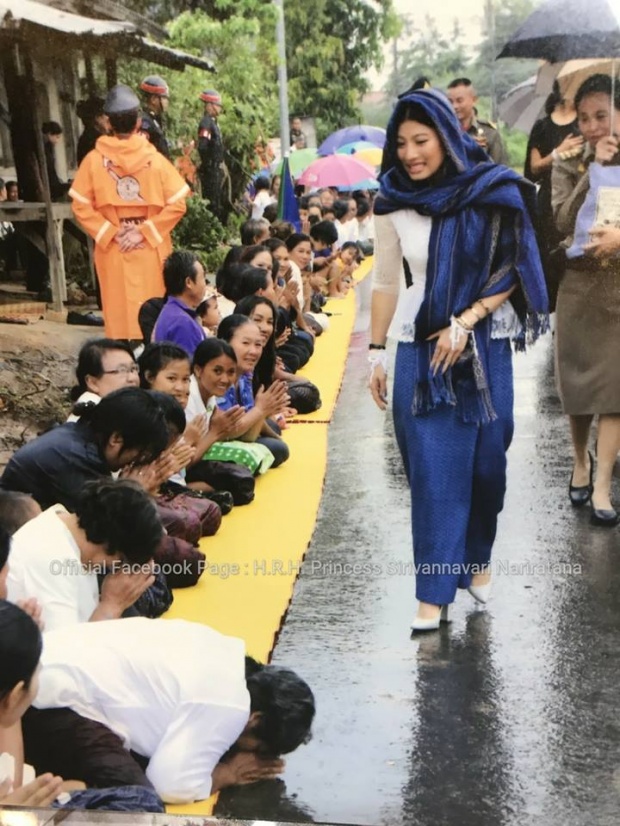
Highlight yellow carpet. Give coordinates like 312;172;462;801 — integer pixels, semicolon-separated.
166;257;372;816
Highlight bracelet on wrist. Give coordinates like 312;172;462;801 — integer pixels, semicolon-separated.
368;343;386;350
455;315;474;332
475;298;492;316
468;304;484;322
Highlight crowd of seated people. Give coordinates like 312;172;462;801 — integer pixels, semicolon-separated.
0;183;372;810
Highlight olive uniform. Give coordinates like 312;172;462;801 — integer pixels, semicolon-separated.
465;116;508;165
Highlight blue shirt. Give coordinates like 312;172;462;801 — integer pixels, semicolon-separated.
216;373;255;412
153;296;204;358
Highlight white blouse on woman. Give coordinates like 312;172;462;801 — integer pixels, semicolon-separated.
371;212;521;342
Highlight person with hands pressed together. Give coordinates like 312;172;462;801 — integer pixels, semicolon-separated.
139;341;255;506
552;73;620;527
217;316;291;468
370;89;548;633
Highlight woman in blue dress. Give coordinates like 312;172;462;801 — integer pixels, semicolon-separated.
369;89;548;633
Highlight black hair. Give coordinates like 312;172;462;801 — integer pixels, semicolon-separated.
308;214;320;227
299;195;310;210
75;479;163;565
0;601;42;701
74;387;169;466
285;232;311;252
234;296;277;392
217;313;255;344
216;245;244;293
0;491;40;538
263;237;286;254
138;342;190;389
196;294;217;319
148;390;186;437
72;338;136;401
163;250;201;297
545;80;563;116
108;109;140;134
219;263;271;303
356;199;370;218
192;337;236;369
321;205;335;217
0;178;5;190
239;245;272;266
340;241;360;260
332;199;349;221
0;525;9;574
262;203;278;224
5;180;18;192
574;73;620;111
309;220;338;246
245;657;315;756
42;121;62;135
241;218;270;246
255;176;270;193
447;77;473;90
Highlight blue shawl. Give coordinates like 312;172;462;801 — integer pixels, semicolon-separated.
375;89;549;423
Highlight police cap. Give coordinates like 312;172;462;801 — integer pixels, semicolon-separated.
140;76;170;97
104;85;140;115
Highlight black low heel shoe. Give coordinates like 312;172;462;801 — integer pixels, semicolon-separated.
569;451;594;507
203;490;234;515
590;507;619;528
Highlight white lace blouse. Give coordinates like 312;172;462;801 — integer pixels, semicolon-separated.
371;212;521;342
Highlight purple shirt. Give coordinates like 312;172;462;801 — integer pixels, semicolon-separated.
153;296;204;358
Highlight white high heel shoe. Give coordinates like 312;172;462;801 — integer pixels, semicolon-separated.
411;604;451;633
467;581;492;604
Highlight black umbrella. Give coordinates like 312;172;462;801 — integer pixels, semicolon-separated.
497;0;620;61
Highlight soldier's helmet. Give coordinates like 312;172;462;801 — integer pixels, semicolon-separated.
199;89;222;106
140;76;170;98
103;85;140;115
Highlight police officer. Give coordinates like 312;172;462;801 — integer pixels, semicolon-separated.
197;89;226;221
139;75;171;159
446;77;508;165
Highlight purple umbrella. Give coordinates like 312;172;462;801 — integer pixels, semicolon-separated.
297;155;376;188
318;125;386;155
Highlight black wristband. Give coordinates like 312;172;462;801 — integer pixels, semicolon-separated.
368;343;386;350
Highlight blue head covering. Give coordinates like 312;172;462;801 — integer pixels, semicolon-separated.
375;89;549;423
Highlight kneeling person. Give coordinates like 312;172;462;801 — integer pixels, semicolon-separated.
34;617;315;803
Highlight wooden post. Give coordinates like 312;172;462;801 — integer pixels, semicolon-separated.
24;49;66;313
105;58;117;88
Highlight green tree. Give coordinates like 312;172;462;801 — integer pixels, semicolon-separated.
385;15;468;99
470;0;539;115
284;0;399;138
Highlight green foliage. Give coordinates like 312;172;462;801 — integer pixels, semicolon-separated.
385;17;468;99
502;126;529;172
284;0;398;139
172;194;227;275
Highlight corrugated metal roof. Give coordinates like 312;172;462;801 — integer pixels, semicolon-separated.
0;0;134;35
0;0;216;72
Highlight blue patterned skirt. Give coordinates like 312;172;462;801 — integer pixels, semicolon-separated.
392;338;514;605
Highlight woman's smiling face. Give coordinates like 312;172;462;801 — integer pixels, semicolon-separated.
230;321;264;372
396;119;445;181
148;358;191;408
194;354;238;397
248;303;275;345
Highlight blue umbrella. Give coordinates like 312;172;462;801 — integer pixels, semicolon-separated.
319;125;386;155
337;178;380;192
277;156;300;231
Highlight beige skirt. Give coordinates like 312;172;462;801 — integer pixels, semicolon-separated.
555;266;620;415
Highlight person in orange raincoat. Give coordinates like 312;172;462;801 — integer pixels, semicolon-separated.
70;85;189;340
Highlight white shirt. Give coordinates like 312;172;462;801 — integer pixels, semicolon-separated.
7;505;99;631
35;618;250;804
66;391;100;423
251;189;275;220
185;376;217;423
372;212;521;342
334;219;359;249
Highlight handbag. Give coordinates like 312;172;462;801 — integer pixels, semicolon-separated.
204;440;275;474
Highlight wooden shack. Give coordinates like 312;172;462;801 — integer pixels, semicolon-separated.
0;0;215;311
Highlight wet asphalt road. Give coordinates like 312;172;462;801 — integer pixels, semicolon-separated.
216;280;620;826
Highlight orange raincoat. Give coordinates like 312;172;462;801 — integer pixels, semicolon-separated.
70;134;189;339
